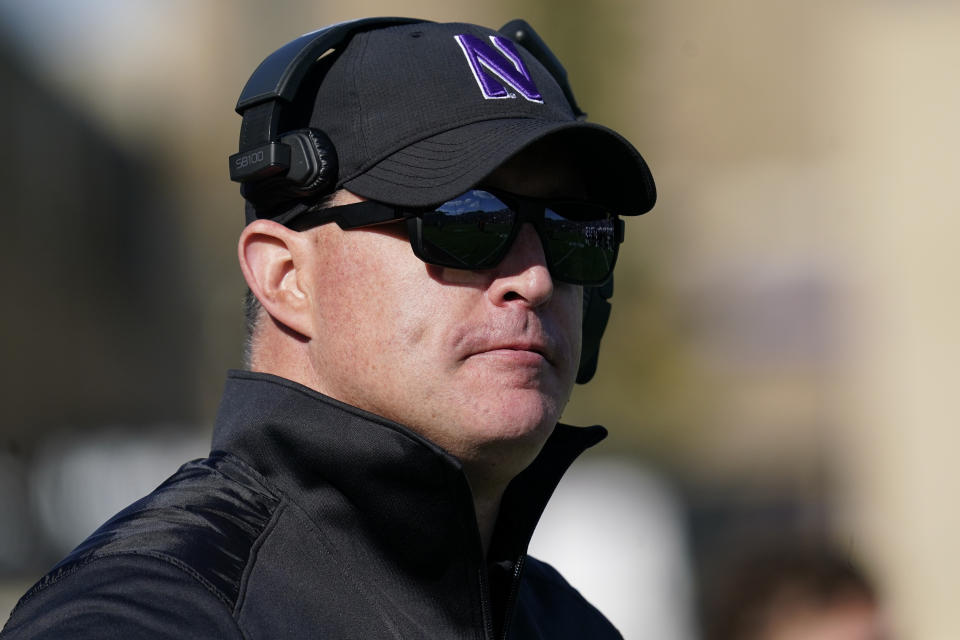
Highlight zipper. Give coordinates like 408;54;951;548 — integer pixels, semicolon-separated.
478;565;496;640
499;554;526;640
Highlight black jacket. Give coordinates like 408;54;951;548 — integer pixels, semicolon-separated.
2;371;622;639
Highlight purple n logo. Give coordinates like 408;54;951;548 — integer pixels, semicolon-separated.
454;34;543;103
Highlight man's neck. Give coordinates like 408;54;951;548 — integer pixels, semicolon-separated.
471;486;505;558
460;443;551;558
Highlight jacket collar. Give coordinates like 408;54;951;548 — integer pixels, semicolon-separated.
211;370;606;567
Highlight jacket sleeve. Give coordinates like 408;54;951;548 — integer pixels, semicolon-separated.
1;554;245;640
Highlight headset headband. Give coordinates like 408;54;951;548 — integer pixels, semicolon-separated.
230;17;426;183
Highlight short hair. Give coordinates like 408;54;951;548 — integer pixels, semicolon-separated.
242;288;262;369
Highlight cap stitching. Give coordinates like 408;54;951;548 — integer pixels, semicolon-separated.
362;119;563;179
351;32;371;167
361;135;518;186
340;114;569;184
387;121;538;159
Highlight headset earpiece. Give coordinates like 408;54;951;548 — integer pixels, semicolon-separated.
278;128;338;196
576;276;614;384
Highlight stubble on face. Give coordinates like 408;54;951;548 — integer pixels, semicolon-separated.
298;217;579;479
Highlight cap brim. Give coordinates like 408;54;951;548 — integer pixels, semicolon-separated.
342;118;656;215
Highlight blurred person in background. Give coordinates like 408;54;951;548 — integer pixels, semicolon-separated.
1;17;655;639
701;541;888;640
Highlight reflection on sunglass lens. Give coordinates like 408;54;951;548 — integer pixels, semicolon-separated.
414;190;619;285
420;191;515;269
542;210;617;284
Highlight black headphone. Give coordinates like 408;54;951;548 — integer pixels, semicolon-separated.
230;17;614;384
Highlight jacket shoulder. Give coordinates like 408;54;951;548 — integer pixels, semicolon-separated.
512;556;623;639
2;553;245;639
5;453;281;636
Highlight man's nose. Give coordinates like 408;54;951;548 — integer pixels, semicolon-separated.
487;223;554;307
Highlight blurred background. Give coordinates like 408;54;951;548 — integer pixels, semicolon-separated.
1;0;957;637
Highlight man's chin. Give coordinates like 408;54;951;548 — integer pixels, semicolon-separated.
462;354;574;396
456;405;558;483
469;389;562;441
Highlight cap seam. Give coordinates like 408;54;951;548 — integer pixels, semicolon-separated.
373;147;511;176
351;32;370;169
359;134;519;186
359;119;576;184
382;123;537;164
340;115;569;184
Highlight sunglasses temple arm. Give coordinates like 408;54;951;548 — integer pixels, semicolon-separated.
296;200;403;230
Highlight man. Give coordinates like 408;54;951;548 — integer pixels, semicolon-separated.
2;18;654;639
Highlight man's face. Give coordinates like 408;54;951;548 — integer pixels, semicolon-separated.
299;149;584;481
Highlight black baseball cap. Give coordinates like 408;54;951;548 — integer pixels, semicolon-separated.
250;20;655;221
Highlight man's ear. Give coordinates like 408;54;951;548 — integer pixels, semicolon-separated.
238;219;315;339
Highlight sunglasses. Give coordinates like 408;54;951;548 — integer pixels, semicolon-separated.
290;189;625;285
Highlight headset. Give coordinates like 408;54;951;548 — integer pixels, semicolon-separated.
230;17;614;384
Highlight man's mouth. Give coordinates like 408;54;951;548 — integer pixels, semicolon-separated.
470;341;552;366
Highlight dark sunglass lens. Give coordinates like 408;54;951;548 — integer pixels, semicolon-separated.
542;207;618;284
417;190;516;269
